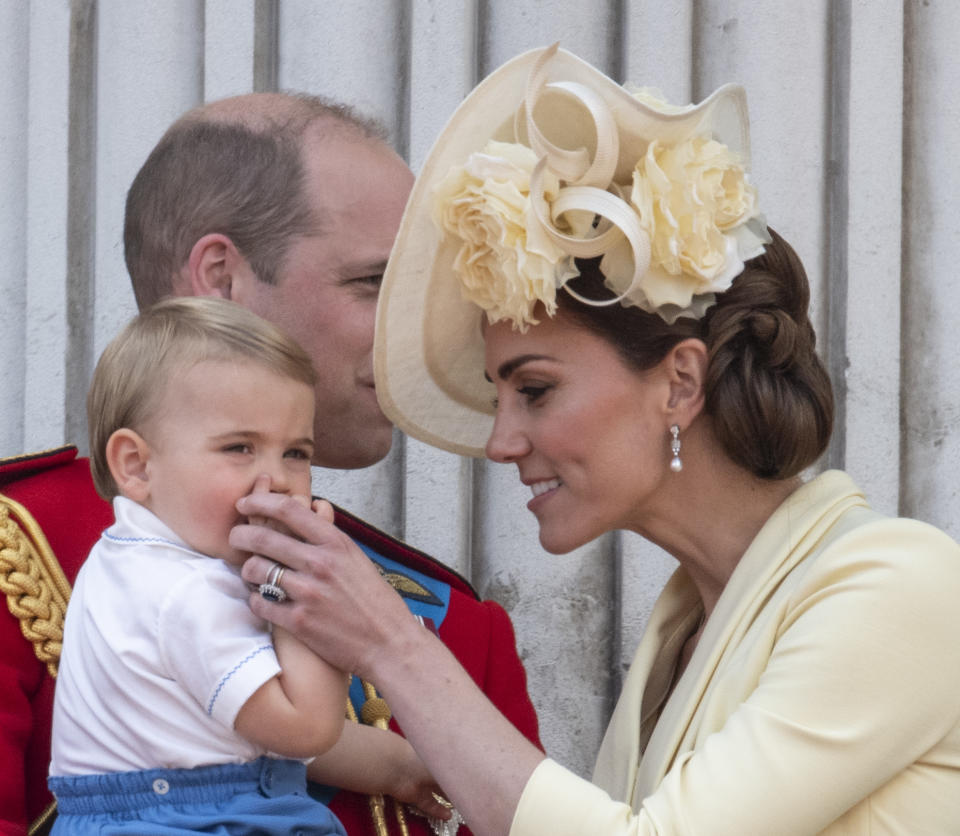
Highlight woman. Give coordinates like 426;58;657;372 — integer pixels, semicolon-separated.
232;46;960;834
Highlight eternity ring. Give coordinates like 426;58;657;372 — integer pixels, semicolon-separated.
258;561;289;603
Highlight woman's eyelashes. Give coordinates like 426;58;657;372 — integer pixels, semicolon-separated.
490;380;553;409
518;384;550;403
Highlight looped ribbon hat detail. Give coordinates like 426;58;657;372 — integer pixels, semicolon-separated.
375;44;769;458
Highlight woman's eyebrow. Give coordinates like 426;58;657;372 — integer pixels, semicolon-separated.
492;354;553;381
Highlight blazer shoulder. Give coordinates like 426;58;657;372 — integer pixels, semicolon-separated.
330;502;479;599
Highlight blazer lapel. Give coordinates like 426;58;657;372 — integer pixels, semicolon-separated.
631;471;868;805
592;568;700;802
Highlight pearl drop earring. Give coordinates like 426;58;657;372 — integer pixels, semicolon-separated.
669;424;683;472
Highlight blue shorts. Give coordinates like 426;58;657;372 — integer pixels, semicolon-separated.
48;757;346;835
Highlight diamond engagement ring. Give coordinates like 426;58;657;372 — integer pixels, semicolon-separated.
259;561;288;603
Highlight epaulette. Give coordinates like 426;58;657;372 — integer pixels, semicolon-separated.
0;447;79;677
0;445;79;487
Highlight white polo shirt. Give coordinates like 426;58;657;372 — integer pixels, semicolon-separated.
50;496;281;775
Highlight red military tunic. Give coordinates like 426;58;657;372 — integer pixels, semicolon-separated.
0;447;541;836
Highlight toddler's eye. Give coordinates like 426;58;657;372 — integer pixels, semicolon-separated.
284;448;311;461
224;444;252;454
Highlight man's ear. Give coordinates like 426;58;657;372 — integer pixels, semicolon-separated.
182;233;254;300
105;428;153;503
664;338;708;425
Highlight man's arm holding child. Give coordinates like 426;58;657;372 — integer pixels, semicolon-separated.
308;720;452;819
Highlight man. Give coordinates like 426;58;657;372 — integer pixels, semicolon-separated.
1;93;539;836
124;94;403;470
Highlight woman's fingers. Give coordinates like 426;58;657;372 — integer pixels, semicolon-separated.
234;496;347;570
234;496;409;677
312;497;335;522
245;473;273;527
236;490;322;538
415;790;455;821
242;554;279;587
234;522;317;575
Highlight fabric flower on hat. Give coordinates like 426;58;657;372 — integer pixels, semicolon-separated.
629;136;760;310
431;140;578;330
430;46;770;329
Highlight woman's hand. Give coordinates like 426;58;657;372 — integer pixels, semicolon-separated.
232;491;419;680
244;472;310;534
232;490;545;836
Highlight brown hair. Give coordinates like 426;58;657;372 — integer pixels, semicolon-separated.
87;296;316;500
556;229;834;479
124;93;388;310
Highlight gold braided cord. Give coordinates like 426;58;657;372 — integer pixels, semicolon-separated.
360;680;411;836
346;676;389;836
344;681;360;724
392;794;411;836
0;493;72;678
28;800;57;836
343;677;413;836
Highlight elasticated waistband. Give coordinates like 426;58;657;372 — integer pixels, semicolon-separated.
49;757;305;814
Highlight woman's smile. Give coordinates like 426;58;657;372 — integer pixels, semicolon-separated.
484;313;671;553
526;477;563;512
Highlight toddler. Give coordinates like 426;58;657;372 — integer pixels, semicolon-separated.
48;297;442;834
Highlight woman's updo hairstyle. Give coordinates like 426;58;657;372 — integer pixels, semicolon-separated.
556;229;833;480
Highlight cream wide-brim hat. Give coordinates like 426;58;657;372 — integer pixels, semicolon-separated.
375;44;752;458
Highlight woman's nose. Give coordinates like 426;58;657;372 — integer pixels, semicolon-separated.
485;409;531;463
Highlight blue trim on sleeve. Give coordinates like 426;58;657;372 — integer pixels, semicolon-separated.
207;643;275;716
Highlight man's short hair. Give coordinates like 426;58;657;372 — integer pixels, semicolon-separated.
124;93;388;310
87;296;316;500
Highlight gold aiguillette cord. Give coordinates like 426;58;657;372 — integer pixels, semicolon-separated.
361;679;410;836
345;678;409;836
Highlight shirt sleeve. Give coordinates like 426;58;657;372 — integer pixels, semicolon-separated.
512;518;960;835
158;561;280;730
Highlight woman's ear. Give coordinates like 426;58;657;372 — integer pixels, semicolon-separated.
664;338;708;424
181;233;254;300
105;428;152;503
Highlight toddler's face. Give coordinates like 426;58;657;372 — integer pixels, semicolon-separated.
139;359;315;566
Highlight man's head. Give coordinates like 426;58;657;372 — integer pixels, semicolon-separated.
124;93;414;469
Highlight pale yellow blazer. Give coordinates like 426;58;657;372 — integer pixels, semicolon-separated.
512;471;960;835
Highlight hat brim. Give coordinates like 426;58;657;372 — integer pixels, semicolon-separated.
375;45;750;458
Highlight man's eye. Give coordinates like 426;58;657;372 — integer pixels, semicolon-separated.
352;274;383;289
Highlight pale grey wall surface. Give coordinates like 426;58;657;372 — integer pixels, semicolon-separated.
2;0;957;780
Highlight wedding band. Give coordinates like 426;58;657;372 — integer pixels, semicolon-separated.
259;561;288;603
